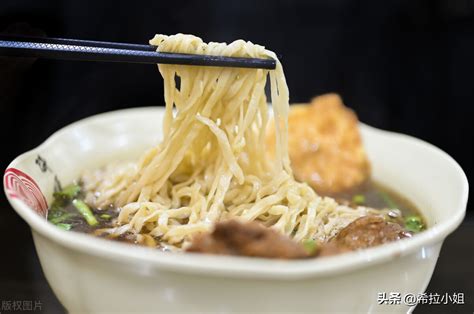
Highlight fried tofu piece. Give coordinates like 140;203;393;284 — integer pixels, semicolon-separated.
266;93;370;195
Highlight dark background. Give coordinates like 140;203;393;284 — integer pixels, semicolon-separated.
0;0;472;313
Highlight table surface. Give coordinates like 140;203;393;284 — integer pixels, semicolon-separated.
0;195;472;313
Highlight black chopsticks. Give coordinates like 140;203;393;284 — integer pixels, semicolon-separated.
0;35;276;70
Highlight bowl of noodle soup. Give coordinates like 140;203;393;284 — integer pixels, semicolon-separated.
3;34;468;313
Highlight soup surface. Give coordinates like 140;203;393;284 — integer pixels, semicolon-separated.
48;179;425;255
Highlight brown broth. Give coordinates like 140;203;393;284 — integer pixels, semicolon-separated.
333;180;422;217
48;180;425;246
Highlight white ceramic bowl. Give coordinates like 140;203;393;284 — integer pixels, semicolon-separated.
3;107;468;314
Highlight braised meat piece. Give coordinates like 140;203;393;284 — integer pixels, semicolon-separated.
319;215;411;256
187;216;411;259
187;220;310;259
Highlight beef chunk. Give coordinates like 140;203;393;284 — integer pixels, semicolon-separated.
319;215;411;256
187;220;310;259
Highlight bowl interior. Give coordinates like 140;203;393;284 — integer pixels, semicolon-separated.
3;107;469;276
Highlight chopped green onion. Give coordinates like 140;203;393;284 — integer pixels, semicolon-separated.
352;194;366;205
100;214;112;220
49;212;75;224
72;199;98;226
405;215;424;233
48;209;65;220
56;223;72;231
53;184;81;199
302;239;318;255
378;190;399;209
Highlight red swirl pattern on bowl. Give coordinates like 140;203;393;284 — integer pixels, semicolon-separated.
4;168;48;218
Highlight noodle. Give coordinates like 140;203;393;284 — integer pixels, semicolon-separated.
82;34;379;248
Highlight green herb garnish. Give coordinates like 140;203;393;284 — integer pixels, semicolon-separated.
56;223;72;231
302;239;318;255
100;214;112;220
352;194;366;205
72;199;98;226
404;215;424;233
53;183;81;200
49;212;75;224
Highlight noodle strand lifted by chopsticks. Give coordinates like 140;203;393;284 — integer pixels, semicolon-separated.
82;34;376;248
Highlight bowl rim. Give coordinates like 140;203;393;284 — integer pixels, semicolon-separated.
3;107;469;280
